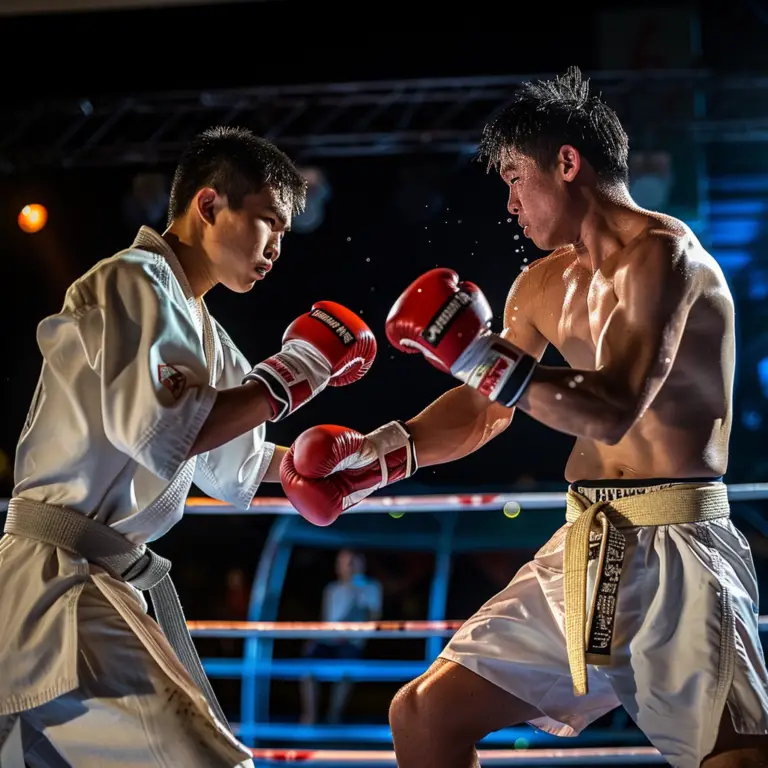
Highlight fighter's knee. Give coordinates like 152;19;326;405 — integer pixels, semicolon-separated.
389;679;419;733
389;672;444;735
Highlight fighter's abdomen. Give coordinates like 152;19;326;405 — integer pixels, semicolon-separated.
564;390;730;483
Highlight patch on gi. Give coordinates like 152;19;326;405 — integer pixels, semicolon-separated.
158;364;186;399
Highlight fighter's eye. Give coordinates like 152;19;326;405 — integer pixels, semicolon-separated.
508;177;519;186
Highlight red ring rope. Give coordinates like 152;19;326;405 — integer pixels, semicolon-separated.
249;747;664;764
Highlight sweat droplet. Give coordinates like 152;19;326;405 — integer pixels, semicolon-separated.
574;374;584;383
513;234;520;240
507;218;512;223
346;237;351;241
555;393;562;400
365;257;370;262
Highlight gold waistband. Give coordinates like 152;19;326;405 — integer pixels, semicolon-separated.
563;483;730;696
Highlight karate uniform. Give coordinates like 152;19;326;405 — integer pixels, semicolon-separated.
0;226;271;766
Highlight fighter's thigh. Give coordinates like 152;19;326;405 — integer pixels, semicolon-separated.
392;658;541;741
702;707;768;767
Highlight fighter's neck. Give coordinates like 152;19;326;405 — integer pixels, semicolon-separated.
572;194;649;272
161;227;217;298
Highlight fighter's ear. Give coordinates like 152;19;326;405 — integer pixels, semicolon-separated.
558;145;581;182
194;187;218;225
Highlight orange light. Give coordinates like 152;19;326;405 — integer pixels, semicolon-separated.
18;204;48;234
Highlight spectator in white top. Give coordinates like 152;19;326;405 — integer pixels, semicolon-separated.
300;550;382;724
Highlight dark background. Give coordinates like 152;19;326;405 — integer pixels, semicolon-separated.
1;0;768;730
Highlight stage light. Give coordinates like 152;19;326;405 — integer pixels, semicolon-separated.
18;204;48;234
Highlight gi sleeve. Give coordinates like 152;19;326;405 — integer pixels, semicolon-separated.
77;260;217;480
193;322;275;509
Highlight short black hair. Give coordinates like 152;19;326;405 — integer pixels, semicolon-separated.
167;126;307;224
478;66;629;185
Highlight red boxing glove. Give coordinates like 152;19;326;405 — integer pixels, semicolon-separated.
385;268;493;373
386;268;537;407
280;422;417;525
245;301;376;420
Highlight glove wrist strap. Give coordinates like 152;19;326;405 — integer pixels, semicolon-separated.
453;334;537;407
394;420;418;476
364;421;418;487
244;344;332;421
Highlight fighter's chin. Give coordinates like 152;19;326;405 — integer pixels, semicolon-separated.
523;226;545;249
221;277;257;294
528;232;550;250
530;231;569;252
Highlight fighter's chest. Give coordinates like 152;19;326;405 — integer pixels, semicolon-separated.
546;270;618;367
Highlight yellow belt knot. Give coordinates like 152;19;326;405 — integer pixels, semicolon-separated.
562;483;730;697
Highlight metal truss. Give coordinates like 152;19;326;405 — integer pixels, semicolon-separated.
2;70;768;170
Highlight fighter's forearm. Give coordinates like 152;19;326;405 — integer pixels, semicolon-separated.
187;381;274;458
406;385;514;468
263;445;289;482
515;365;633;444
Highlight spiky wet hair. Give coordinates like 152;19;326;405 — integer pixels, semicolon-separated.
478;66;629;184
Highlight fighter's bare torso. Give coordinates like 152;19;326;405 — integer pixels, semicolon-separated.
517;211;735;482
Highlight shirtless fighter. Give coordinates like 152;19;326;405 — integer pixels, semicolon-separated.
280;68;768;767
0;126;375;767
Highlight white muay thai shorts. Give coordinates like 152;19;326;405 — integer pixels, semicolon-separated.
440;478;768;768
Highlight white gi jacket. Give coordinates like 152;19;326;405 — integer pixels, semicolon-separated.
0;227;273;757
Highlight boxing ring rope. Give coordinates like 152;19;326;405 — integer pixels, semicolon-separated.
4;484;768;765
179;483;768;513
3;484;767;515
248;746;666;765
186;617;768;639
187;620;464;639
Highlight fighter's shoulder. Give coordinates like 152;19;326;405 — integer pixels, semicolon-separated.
507;246;574;301
67;248;180;305
627;217;721;290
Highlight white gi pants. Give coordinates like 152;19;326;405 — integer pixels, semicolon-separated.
0;581;253;768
